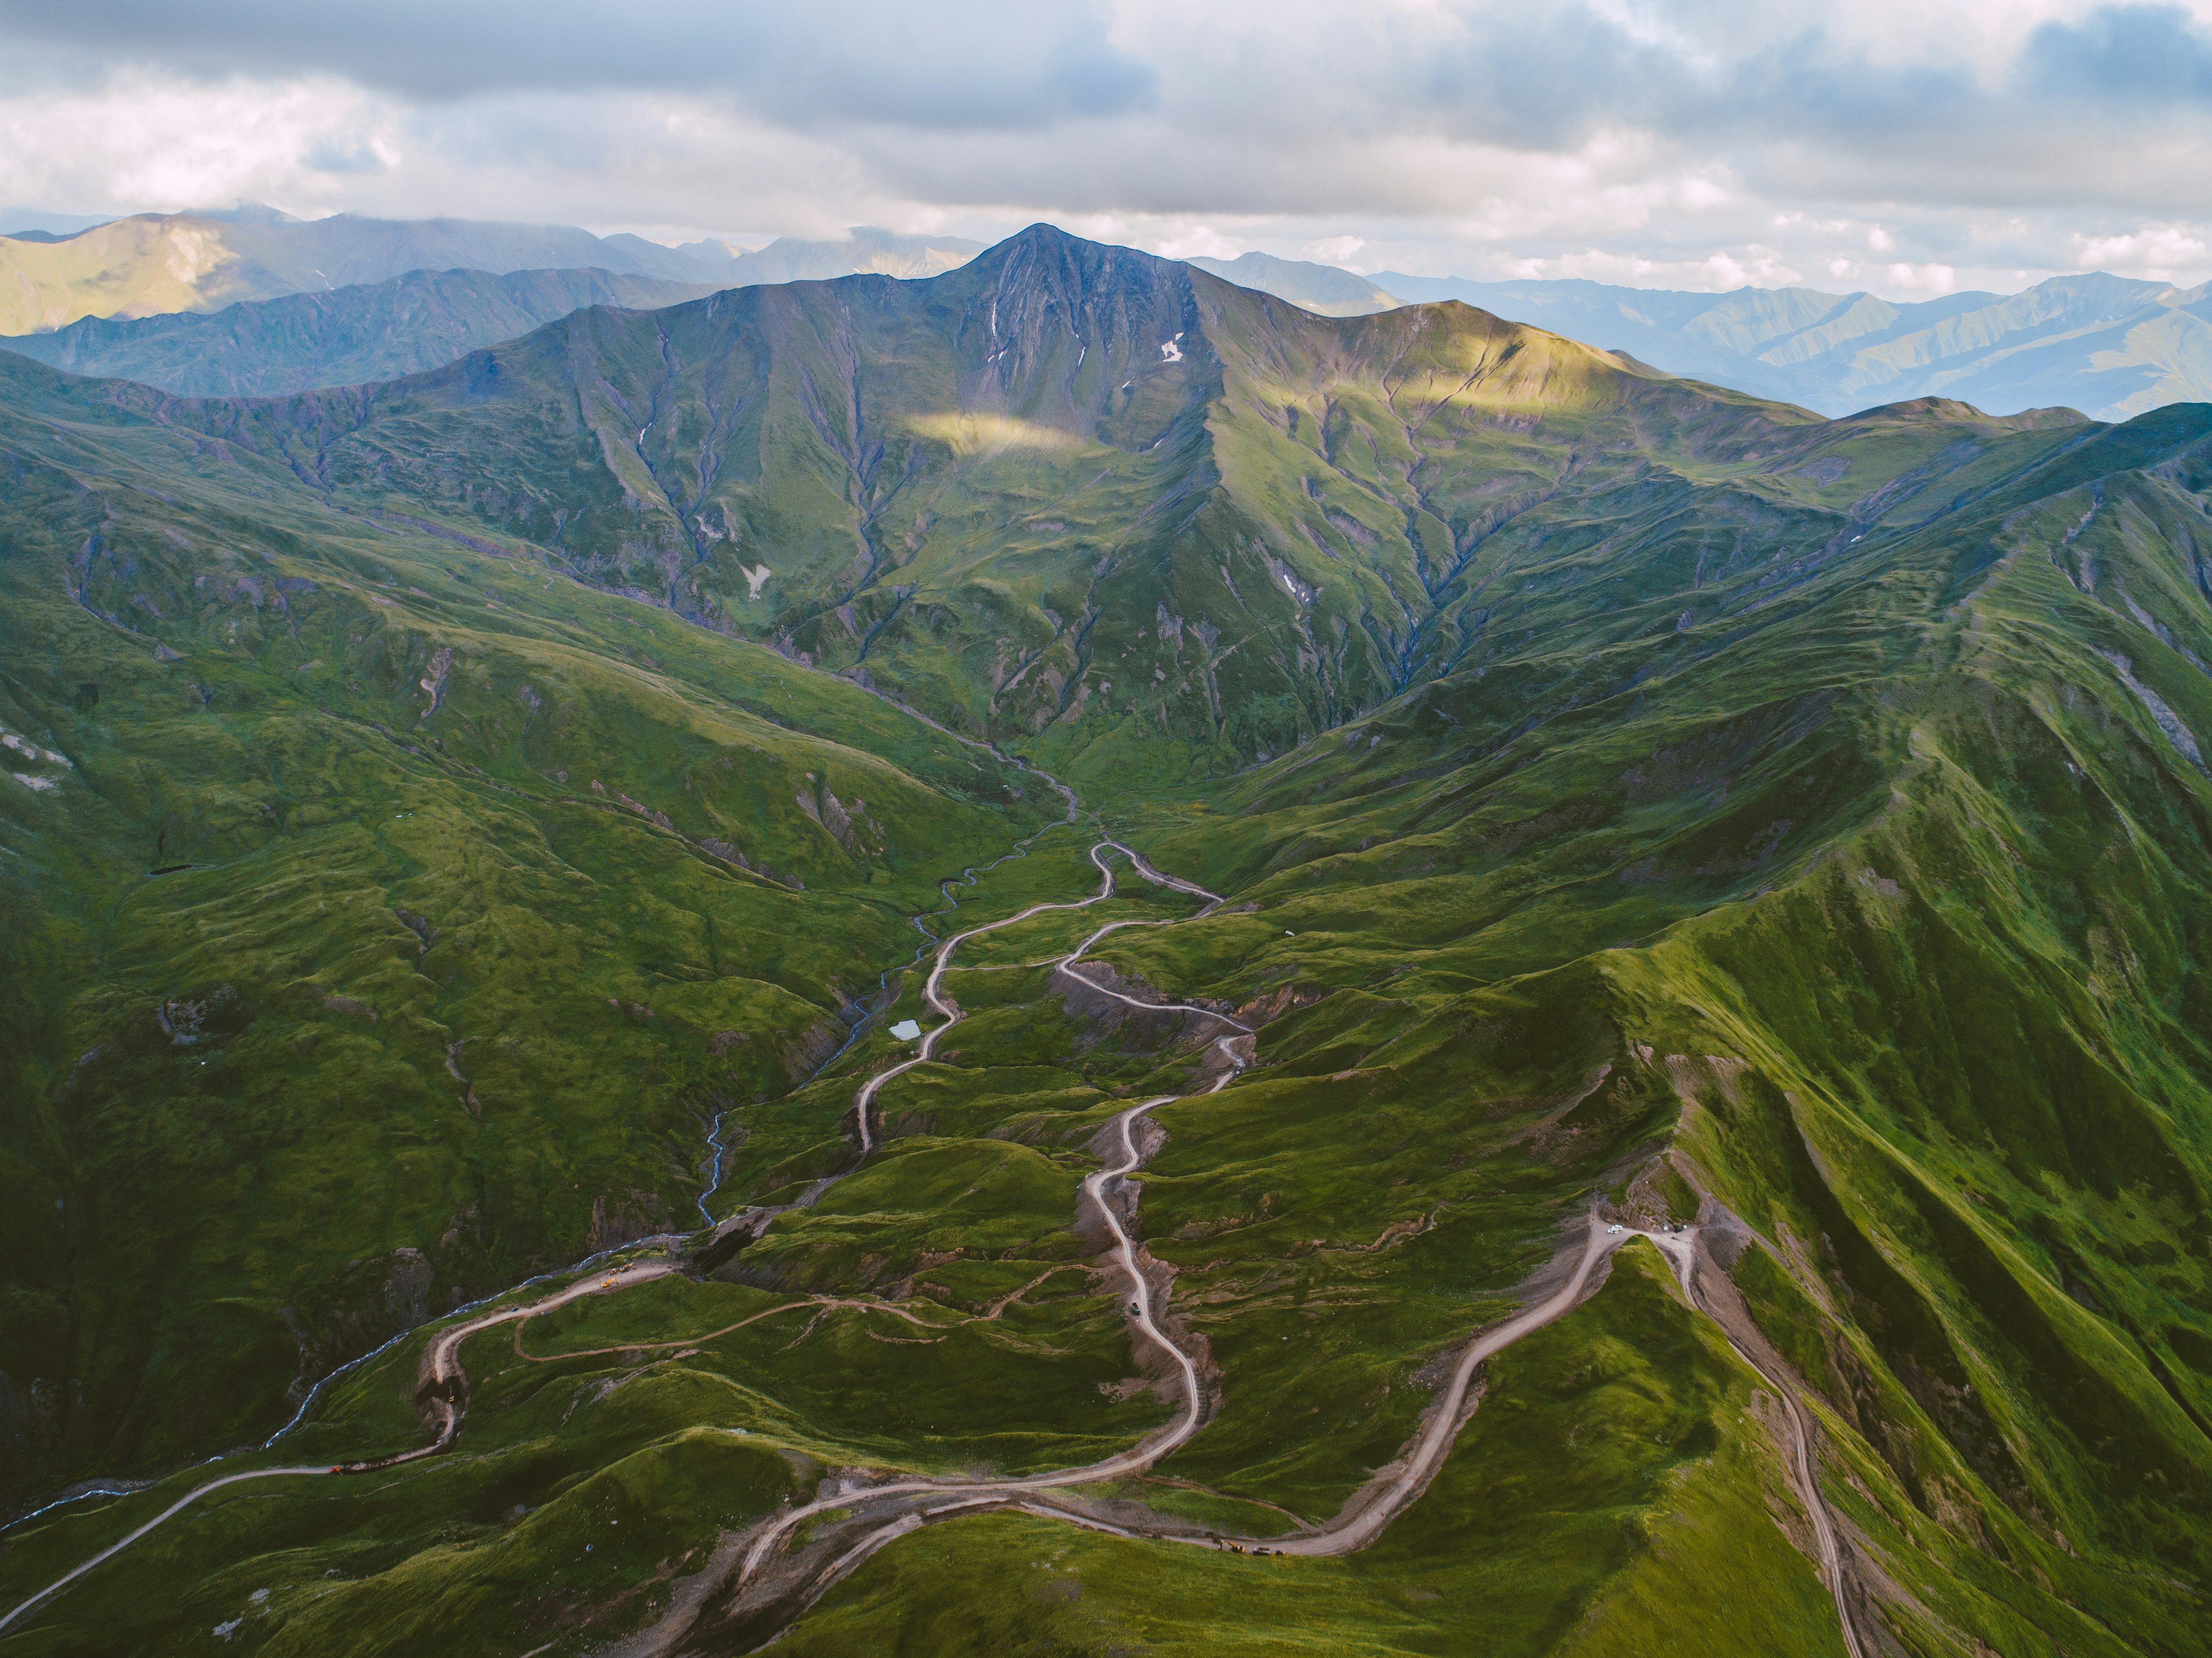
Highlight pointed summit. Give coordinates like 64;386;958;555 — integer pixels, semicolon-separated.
934;225;1206;434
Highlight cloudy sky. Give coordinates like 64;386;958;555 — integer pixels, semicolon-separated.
4;0;2212;297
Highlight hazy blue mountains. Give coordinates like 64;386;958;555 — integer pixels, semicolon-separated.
0;208;982;333
1375;268;2212;421
0;266;725;396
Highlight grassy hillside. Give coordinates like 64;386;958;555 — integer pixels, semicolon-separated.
2;230;2210;1658
26;225;2087;788
0;352;1052;1507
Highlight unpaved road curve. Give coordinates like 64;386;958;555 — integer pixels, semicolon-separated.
1761;1362;1864;1658
1643;1231;1865;1658
0;1260;676;1635
1262;1213;1616;1556
1258;1224;1862;1656
391;1260;677;1463
0;1467;333;1636
725;1204;1641;1633
732;1030;1254;1591
853;841;1203;1153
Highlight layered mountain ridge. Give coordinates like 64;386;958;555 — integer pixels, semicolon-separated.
1378;266;2212;422
2;224;2211;1657
0;266;725;396
1186;251;1403;316
11;200;2210;429
0;210;983;334
56;224;2099;779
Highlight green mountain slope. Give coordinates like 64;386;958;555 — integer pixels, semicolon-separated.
39;225;2084;784
0;267;725;396
0;353;1054;1508
2;228;2210;1658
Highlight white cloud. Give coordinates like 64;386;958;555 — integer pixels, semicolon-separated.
2071;223;2212;280
0;72;399;215
5;3;2212;301
1499;242;1806;291
1306;234;1368;264
1886;261;1960;293
1152;224;1244;259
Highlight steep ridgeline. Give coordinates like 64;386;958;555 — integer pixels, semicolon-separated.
40;224;2095;790
1084;400;2212;1653
0;266;725;396
0;349;1054;1510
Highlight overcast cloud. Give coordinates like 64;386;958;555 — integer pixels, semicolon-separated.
5;0;2212;297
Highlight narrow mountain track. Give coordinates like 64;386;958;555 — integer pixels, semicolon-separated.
0;808;1087;1633
2;828;1863;1658
724;1033;1255;1600
1645;1232;1866;1658
0;824;1191;1632
853;839;1156;1155
0;1468;335;1636
0;1255;683;1638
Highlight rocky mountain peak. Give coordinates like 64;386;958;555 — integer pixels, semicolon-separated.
936;224;1208;437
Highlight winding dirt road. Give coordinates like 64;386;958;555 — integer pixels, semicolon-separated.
1264;1213;1617;1557
731;1031;1256;1594
0;839;1221;1636
1649;1233;1865;1658
0;1256;680;1638
852;840;1224;1153
2;832;1863;1658
0;1467;332;1637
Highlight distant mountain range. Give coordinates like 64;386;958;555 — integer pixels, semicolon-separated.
0;266;723;395
1369;269;2212;424
0;206;982;333
722;224;983;284
7;203;2211;424
1185;252;1401;316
